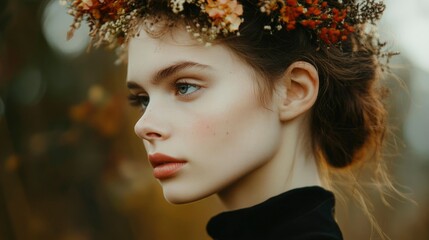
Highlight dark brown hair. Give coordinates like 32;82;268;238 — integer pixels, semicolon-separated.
222;8;386;170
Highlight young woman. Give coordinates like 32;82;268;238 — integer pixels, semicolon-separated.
67;0;395;239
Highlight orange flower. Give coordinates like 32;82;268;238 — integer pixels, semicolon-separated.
78;0;99;10
306;6;321;16
306;0;319;5
287;0;298;5
91;9;101;19
206;0;243;32
301;19;320;29
280;2;304;30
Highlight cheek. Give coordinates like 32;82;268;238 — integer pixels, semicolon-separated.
192;118;217;137
185;107;263;158
184;91;267;147
189;115;232;147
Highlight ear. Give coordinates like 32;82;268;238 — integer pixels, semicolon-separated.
278;61;319;121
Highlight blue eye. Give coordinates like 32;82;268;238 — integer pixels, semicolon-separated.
176;83;200;95
128;94;149;110
139;95;150;108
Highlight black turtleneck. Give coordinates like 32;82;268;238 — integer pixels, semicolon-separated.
206;186;343;240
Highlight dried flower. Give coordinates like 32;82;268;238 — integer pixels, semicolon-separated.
65;0;385;48
205;0;244;32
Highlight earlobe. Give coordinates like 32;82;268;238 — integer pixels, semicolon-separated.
278;61;319;121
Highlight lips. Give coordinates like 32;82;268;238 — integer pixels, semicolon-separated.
148;153;187;179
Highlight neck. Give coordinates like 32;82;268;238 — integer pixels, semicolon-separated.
217;117;322;211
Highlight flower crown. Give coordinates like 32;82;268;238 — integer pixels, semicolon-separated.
66;0;385;49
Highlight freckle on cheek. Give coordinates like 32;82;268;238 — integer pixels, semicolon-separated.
193;120;215;137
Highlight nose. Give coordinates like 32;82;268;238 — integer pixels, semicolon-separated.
134;107;170;142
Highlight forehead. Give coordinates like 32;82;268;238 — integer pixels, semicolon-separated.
126;25;252;82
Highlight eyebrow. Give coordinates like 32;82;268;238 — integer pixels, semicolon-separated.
127;61;211;90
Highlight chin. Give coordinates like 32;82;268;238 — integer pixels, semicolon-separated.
161;183;213;204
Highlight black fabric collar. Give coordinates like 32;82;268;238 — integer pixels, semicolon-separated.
206;186;343;240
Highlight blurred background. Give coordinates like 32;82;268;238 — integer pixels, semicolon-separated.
0;0;428;239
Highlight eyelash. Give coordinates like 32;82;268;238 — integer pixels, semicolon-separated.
128;81;201;110
128;94;149;109
174;80;201;96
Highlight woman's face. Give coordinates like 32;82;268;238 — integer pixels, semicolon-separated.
127;26;283;204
